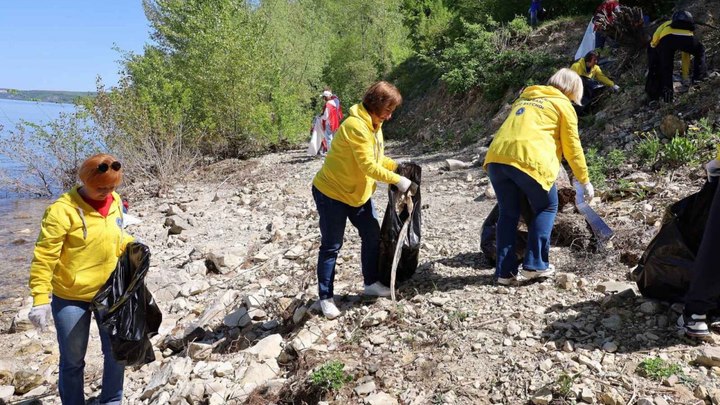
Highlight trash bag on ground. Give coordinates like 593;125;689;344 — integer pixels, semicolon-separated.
632;180;718;302
92;242;162;366
480;199;533;266
378;163;422;286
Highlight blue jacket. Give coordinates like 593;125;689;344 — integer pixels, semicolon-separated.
529;0;542;12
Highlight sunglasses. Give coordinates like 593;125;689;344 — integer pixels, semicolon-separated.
98;161;122;172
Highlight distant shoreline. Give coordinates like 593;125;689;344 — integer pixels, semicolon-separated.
0;89;95;104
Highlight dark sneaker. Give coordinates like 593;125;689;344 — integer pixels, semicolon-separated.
677;314;710;339
520;264;556;280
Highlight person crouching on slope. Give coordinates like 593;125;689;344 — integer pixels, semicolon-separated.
570;50;620;115
28;154;134;405
311;81;418;319
484;68;594;286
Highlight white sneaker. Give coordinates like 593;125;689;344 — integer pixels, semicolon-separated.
320;298;340;319
363;281;392;297
520;264;556;279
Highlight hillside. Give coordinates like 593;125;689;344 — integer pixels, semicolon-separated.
0;89;94;104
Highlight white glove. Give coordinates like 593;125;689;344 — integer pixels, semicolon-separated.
28;304;51;332
575;180;594;202
612;85;620;92
396;176;412;193
705;159;720;179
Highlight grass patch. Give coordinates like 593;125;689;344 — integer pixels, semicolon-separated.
310;360;352;392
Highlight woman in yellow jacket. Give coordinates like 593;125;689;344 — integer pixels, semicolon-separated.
484;68;593;285
312;81;417;319
28;153;134;405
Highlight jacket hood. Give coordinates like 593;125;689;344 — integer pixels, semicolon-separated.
348;103;379;132
520;85;571;102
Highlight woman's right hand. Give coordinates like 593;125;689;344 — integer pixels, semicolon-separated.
396;176;419;195
28;304;51;332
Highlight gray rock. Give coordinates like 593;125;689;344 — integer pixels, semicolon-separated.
0;385;15;402
179;279;210;297
187;342;213;360
599;389;624;405
365;392;398;405
695;347;720;368
639;301;661;315
635;398;654;405
12;371;43;395
290;325;322;351
602;341;618;353
238;359;280;387
531;388;553;405
596;281;634;294
223;308;251;328
601;315;622;331
505;321;521;336
244;334;283;360
354;380;377;396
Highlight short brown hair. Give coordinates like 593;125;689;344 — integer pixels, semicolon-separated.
78;153;123;189
362;81;402;116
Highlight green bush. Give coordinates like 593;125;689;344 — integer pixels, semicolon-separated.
663;136;698;167
636;357;683;381
585;147;606;187
605;149;626;172
310;361;352;392
634;132;661;165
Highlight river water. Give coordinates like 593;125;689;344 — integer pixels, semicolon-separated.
0;99;76;308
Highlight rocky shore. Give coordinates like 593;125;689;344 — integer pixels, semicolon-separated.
1;146;719;405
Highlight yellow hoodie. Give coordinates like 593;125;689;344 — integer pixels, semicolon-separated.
313;103;400;207
570;58;615;87
651;21;693;80
484;85;590;190
29;186;134;305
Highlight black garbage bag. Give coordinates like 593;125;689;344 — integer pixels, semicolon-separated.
92;242;162;366
632;181;718;302
378;163;422;286
480;200;533;266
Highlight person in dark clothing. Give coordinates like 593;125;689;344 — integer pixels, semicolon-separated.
646;10;707;102
677;154;720;338
529;0;543;27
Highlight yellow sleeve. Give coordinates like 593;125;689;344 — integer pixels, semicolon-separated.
557;102;590;184
382;156;398;172
593;66;615;87
681;52;690;80
28;207;69;306
570;60;584;77
346;127;401;185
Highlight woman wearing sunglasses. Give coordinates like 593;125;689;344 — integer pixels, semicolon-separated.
27;153;134;405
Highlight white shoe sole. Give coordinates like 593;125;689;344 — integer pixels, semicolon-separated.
520;268;556;279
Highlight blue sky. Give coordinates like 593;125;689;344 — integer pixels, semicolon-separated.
0;1;150;92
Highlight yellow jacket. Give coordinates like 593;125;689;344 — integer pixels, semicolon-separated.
570;58;615;87
29;187;134;305
484;85;590;190
651;21;693;80
313;103;400;207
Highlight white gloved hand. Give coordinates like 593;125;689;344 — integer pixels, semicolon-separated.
396;176;412;193
705;159;720;179
612;85;620;92
28;304;51;332
574;180;594;202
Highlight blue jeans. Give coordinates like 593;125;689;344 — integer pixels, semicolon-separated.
312;186;380;299
52;295;125;405
487;163;558;278
529;10;538;27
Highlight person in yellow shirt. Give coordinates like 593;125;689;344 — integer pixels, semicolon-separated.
570;50;620;114
646;10;706;102
312;81;417;319
27;153;134;405
484;68;593;285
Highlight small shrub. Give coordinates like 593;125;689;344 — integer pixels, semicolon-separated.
585;147;606;188
310;361;352;392
555;372;578;398
634;132;661;165
636;357;683;381
663;136;697;167
606;149;626;172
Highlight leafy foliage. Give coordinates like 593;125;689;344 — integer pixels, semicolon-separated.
636;357;683;381
310;361;352;392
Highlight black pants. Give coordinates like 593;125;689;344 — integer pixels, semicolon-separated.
574;77;605;116
648;35;706;102
684;180;720;316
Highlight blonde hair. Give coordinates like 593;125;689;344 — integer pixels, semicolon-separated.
547;68;583;105
78;153;123;189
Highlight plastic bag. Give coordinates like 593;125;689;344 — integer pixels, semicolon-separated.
306;115;325;156
632;181;718;302
92;242;162;366
480;200;533;266
378;163;422;286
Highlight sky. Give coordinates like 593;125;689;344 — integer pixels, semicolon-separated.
0;1;151;92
